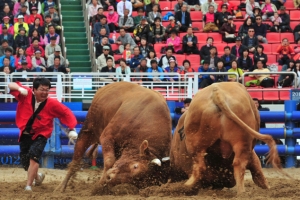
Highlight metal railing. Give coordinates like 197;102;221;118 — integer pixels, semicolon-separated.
57;0;69;66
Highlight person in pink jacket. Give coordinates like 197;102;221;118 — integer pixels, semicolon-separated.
14;48;33;70
106;6;118;32
26;38;45;57
166;29;181;53
0;16;14;35
29;29;45;46
27;7;44;26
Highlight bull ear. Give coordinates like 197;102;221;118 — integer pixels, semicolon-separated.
139;140;149;156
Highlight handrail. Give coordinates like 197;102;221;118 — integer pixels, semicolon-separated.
242;72;298;88
57;1;66;59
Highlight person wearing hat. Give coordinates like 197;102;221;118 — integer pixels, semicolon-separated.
260;0;277;21
117;0;133;17
15;57;34;82
13;0;30;16
245;0;259;19
26;37;45;57
31;49;46;72
45;36;60;59
28;0;41;14
47;46;65;67
14;4;30;23
151;17;165;43
251;6;262;23
231;36;247;59
274;6;291;32
219;15;236;43
198;59;215;89
164;57;179;82
203;5;219;32
106;6;118;32
14;15;29;38
28;6;43;26
41;0;56;15
175;4;192;32
43;4;59;26
97;45;115;71
165;16;180;38
216;4;231;28
15;28;30;50
118;9;134;32
88;0;102;19
0;47;15;68
147;4;162;26
133;16;153;43
133;7;145;26
0;5;14;25
0;16;14;35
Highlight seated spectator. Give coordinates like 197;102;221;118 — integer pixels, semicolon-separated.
214;60;228;82
14;0;29;16
242;27;259;53
274;6;291;33
118;9;134;33
26;37;45;57
0;16;14;35
295;0;300;8
278;60;296;87
238;49;254;72
92;7;104;27
95;36;113;57
28;0;41;14
272;0;285;10
122;43;133;64
270;11;282;32
14;4;30;22
139;37;154;58
166;29;181;54
174;0;188;13
174;98;192;114
15;48;32;69
165;16;180;38
251;6;262;23
29;28;44;47
94;27;113;46
0;57;14;72
44;14;60;33
0;47;14;67
116;28;136;54
221;46;236;70
133;17;153;43
217;0;237;15
294;24;300;42
148;4;162;26
254;45;268;68
164;58;179;82
46;57;70;81
31;50;46;72
249;60;274;87
245;0;259;19
0;25;14;47
147;59;164;82
0;5;14;24
88;0;102;19
260;0;277;21
41;0;56;15
294;61;300;87
133;8;144;26
201;0;217;15
151;17;165;43
47;47;65;66
97;45;115;71
0;65;12;98
100;57;116;73
93;16;110;38
145;0;161;16
134;58;149;82
216;4;230;28
231;36;247;59
253;15;268;43
159;47;176;69
15;28;29;50
205;46;221;70
45;36;60;60
198;59;215;88
129;46;143;71
228;60;243;82
29;17;44;37
116;58;131;81
0;39;13;56
43;5;59;26
14;15;29;38
106;6;118;32
185;0;200;11
28;7;43;26
15;58;33;82
146;49;158;68
181;27;199;55
200;37;216;61
238;18;252;39
219;15;236;43
117;0;132;17
203;5;218;32
175;4;191;32
277;38;294;65
44;24;59;45
179;60;194;80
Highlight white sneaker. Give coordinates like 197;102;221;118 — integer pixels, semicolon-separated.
34;173;45;186
24;186;32;191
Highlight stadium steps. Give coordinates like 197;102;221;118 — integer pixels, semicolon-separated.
60;0;91;72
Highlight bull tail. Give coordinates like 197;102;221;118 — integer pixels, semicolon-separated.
211;85;283;171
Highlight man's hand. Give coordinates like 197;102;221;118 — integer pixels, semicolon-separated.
68;129;78;140
210;75;215;80
18;87;28;96
66;68;70;72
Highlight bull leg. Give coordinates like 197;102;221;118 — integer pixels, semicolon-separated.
55;131;96;192
247;150;270;189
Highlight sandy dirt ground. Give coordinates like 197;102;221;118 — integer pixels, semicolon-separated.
0;167;300;200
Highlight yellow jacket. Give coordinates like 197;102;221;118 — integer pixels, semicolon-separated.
14;22;29;38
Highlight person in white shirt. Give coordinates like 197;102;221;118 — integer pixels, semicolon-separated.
117;0;133;16
88;0;102;19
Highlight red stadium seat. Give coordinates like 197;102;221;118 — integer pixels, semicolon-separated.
160;1;171;10
263;89;279;100
174;54;186;65
132;11;138;17
190;11;203;21
215;43;228;54
280;33;295;43
247;89;263;100
262;44;272;54
266;33;281;44
194;33;208;43
170;1;177;10
114;54;122;61
266;54;278;65
162;21;169;27
192;22;203;32
290;21;299;30
285;1;297;10
279;89;291;100
209;32;222;43
271;44;279;54
290;10;300;20
186;54;200;66
110;44;119;51
235;21;243;32
109;33;120;40
154;43;165;53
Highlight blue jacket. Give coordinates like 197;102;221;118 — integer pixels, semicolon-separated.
198;66;214;84
147;67;164;81
164;66;179;81
93;22;110;38
0;55;15;67
129;54;144;69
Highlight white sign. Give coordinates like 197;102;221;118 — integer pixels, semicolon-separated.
73;77;92;90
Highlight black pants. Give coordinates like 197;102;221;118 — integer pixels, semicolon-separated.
19;134;47;171
223;37;236;43
179;25;189;32
182;46;200;55
278;55;290;66
108;23;117;32
260;78;275;88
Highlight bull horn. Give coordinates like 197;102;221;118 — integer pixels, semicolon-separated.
162;157;170;162
151;158;161;166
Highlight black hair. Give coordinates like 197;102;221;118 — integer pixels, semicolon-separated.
3;56;10;61
47;24;55;29
256;44;264;51
31;37;39;43
54;56;61;61
1;39;8;44
101;15;107;19
119;27;125;31
106;57;113;61
183;98;192;104
206;37;214;42
33;77;51;90
97;7;103;11
119;58;126;63
154;17;161;22
182;59;190;66
150;59;158;64
243;17;252;26
147;49;156;59
5;48;12;53
224;46;230;50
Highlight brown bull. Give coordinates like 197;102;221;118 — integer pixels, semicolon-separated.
56;82;172;193
171;82;283;194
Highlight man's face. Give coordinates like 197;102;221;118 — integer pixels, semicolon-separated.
166;50;172;57
255;17;262;24
49;27;55;34
3;66;10;74
187;28;193;35
103;48;109;55
34;85;49;102
203;63;209;69
3;59;9;67
101;18;107;24
222;6;227;12
54;58;60;66
138;11;144;16
257;62;263;69
210;48;216;55
102;37;108;44
236;40;241;45
209;6;214;13
248;29;254;36
50;39;56;45
100;28;106;36
98;9;103;15
45;17;51;23
21;7;27;13
124;10;129;16
224;49;230;55
5;51;11;57
207;38;212;45
33;40;39;47
107;59;113;67
54;51;60;56
151;63;157;68
2;42;8;49
120;29;125;36
280;9;285;14
140;60;147;67
49;7;55;13
141;19;146;25
182;5;187;12
134;48;140;55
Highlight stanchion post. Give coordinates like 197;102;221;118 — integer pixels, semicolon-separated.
285;100;297;168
